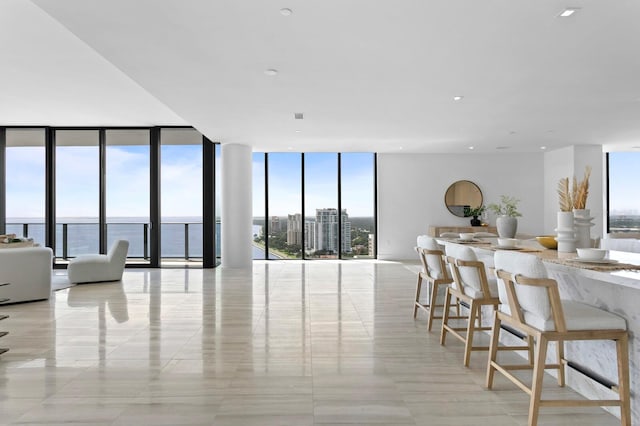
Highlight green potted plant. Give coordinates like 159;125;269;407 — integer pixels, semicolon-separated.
465;205;485;226
487;195;521;238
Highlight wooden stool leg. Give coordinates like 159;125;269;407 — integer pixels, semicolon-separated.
556;339;565;387
616;334;631;426
486;312;501;389
526;335;535;366
427;281;438;331
463;300;478;367
528;336;548;426
440;288;452;345
413;274;422;318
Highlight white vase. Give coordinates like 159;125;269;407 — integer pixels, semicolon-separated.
496;216;517;238
573;209;595;249
556;211;576;253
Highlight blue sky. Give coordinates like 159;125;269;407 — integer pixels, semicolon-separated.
609;152;640;214
7;144;204;218
9;147;635;218
252;152;375;217
6;145;375;219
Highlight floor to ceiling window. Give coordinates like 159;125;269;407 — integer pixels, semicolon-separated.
215;144;222;262
106;129;150;264
305;153;339;259
5;129;46;245
1;126;218;268
253;151;376;260
160;128;203;264
267;153;303;259
252;153;266;259
341;153;376;258
55;130;100;258
608;152;640;233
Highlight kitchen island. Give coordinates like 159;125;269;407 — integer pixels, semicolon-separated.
438;238;640;422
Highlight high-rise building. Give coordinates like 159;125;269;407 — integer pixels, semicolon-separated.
342;219;352;253
315;208;351;254
286;213;302;246
304;220;315;251
270;216;280;233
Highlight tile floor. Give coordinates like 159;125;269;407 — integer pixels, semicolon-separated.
0;261;622;425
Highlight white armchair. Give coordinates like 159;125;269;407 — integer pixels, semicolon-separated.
68;240;129;284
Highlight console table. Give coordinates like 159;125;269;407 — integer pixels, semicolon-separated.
428;225;496;237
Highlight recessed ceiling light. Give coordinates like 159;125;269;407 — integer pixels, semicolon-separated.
468;146;475;150
264;68;278;76
509;131;517;135
287;146;293;150
294;112;304;120
496;146;510;150
558;8;579;17
399;146;403;150
540;146;547;150
453;96;464;101
295;130;302;133
280;8;292;16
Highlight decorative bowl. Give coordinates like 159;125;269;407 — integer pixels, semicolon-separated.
459;233;475;241
497;238;518;248
536;235;558;249
576;248;607;261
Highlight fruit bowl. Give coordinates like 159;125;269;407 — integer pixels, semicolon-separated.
536;235;557;249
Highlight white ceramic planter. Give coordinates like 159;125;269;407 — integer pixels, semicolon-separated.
556;211;576;253
573;208;595;249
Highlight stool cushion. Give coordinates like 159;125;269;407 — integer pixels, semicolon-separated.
464;277;499;299
539;300;626;331
445;243;497;298
495;251;551;323
417;236;446;280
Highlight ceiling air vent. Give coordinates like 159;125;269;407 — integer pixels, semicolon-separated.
294;113;304;120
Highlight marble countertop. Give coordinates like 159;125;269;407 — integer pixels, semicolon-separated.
437;237;640;291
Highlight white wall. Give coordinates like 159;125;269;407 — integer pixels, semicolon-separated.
377;152;545;260
543;147;574;234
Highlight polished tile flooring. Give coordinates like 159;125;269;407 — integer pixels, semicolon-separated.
0;261;621;425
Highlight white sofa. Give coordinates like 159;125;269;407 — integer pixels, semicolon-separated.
68;240;129;284
0;246;53;304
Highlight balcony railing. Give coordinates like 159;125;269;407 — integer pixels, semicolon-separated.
6;222;205;260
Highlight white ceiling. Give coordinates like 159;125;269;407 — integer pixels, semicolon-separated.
3;0;640;153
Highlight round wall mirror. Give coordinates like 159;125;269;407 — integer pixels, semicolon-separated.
444;180;483;217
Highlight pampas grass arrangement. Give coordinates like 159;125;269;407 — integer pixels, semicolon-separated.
557;177;572;212
574;166;591;209
557;166;592;211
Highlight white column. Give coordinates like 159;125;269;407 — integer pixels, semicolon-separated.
221;143;252;268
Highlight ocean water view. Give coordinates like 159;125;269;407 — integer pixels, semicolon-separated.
609;215;640;232
6;217;213;259
6;218;278;260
